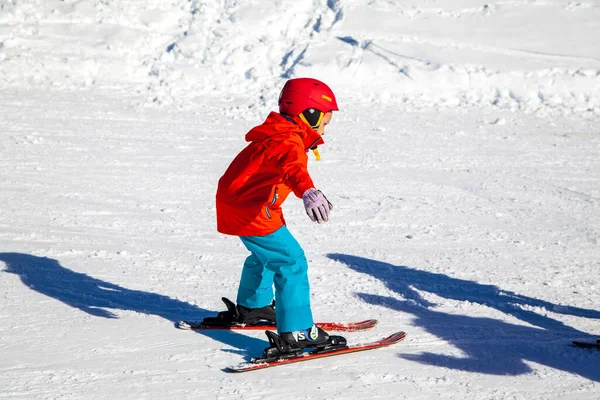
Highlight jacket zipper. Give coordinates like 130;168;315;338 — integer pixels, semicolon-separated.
265;187;279;219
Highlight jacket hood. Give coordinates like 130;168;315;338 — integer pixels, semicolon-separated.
245;112;324;151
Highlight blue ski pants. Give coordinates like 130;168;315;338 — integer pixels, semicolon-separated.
237;226;313;333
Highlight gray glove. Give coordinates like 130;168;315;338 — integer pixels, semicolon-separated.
302;188;333;223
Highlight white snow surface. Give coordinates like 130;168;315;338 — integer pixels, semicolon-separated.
1;1;600;399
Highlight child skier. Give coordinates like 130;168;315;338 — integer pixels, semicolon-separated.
215;77;338;353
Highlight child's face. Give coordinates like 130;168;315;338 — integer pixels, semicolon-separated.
316;112;333;136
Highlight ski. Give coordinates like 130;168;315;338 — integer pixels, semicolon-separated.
178;297;377;332
177;318;378;332
224;330;406;373
572;339;600;349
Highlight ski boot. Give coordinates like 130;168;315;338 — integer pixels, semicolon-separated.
258;325;348;362
201;297;276;328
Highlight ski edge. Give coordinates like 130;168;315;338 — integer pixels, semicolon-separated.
224;330;407;373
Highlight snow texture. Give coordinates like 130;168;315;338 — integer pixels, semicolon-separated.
1;1;599;399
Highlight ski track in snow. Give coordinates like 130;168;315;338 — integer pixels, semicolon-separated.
0;1;599;115
1;1;600;399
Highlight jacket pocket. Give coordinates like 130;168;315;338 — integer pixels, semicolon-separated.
265;187;279;219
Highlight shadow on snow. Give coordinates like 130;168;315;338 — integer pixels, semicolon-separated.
0;252;266;359
328;253;600;382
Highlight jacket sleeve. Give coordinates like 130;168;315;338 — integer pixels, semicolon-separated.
275;139;315;198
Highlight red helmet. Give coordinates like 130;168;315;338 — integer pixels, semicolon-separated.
278;78;339;116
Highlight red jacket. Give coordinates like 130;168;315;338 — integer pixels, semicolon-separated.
216;112;324;236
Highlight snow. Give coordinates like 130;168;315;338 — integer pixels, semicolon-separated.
1;0;599;398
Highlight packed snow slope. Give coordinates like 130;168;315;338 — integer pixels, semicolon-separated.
1;0;599;115
1;1;600;399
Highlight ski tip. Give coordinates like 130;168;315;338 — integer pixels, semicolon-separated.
357;319;379;328
315;319;379;332
379;331;407;345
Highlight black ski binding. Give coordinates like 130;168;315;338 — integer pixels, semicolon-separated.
254;331;348;363
200;297;276;328
197;297;241;328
